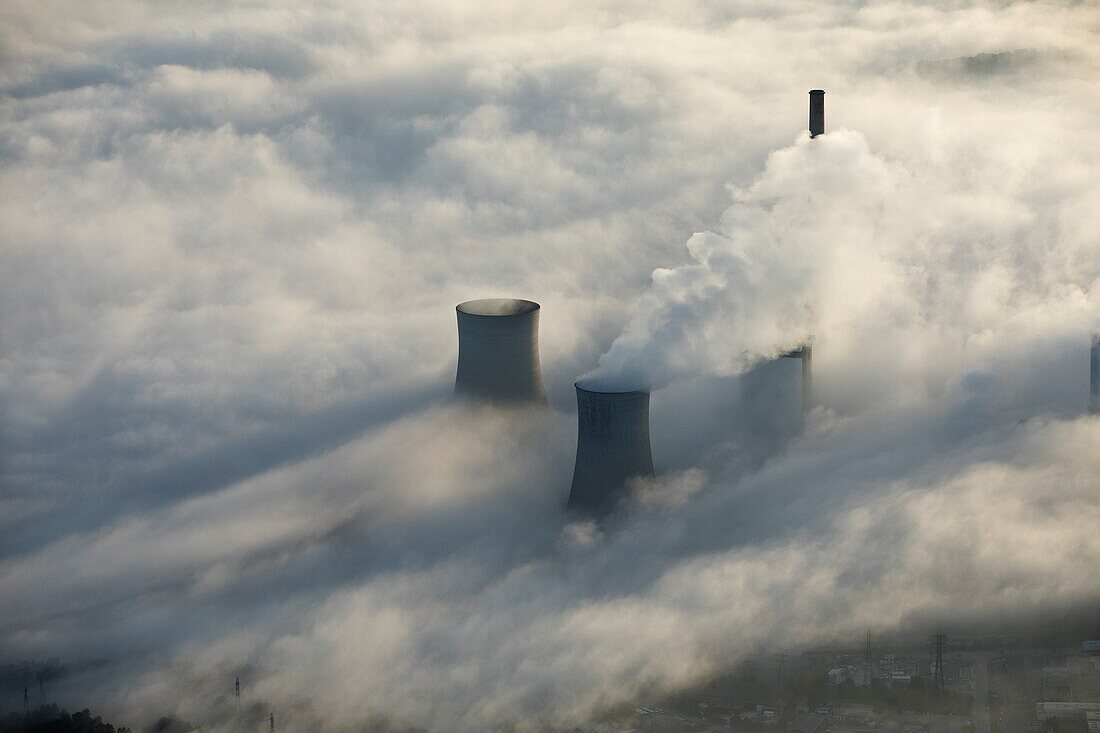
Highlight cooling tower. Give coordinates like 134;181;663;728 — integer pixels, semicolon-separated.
781;343;813;413
454;298;548;405
809;89;825;138
1091;334;1099;413
567;384;654;516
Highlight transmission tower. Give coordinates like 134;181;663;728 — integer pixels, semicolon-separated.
269;712;275;732
932;634;946;693
234;677;240;712
863;630;873;686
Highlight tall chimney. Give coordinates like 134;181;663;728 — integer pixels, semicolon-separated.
455;298;548;405
567;384;654;517
809;89;825;138
1091;334;1099;413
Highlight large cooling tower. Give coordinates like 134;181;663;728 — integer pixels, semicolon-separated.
454;298;548;405
567;384;655;516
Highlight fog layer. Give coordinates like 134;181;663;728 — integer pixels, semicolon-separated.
1;1;1098;731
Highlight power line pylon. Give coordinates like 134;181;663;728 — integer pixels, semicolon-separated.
933;633;946;693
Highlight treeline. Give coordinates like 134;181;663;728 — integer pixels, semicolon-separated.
0;705;130;733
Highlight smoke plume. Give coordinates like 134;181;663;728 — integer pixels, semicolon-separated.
587;124;1099;394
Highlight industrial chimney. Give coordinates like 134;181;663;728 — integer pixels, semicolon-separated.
809;89;825;138
567;384;654;517
454;298;548;406
1091;334;1099;413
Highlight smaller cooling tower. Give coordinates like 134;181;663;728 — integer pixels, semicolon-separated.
567;384;655;517
1091;334;1099;413
454;298;548;406
781;343;813;413
809;89;825;138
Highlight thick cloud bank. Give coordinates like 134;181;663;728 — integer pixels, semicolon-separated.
1;1;1099;731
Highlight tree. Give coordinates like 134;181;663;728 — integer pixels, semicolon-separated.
0;705;131;733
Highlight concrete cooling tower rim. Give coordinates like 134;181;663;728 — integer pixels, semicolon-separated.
574;381;649;396
456;299;540;317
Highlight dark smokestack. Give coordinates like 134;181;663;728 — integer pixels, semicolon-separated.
567;384;654;517
1091;334;1099;413
455;299;547;406
809;89;825;138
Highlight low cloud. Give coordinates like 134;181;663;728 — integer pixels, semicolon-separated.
1;1;1099;731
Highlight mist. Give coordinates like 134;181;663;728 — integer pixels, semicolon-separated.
1;1;1099;731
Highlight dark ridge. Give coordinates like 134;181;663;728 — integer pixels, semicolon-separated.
915;48;1076;79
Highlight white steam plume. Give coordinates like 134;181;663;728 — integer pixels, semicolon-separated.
587;124;1099;396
